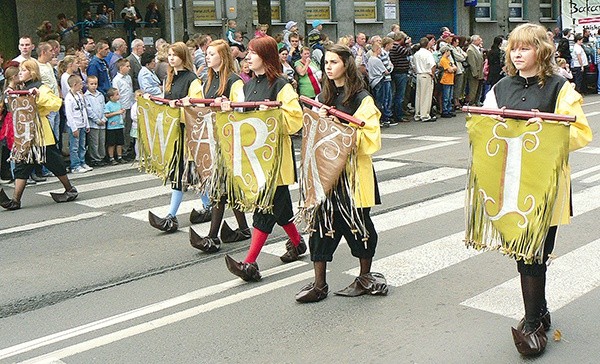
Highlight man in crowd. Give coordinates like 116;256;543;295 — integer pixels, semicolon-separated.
12;35;35;64
466;34;484;106
109;38;128;79
127;38;145;90
87;40;111;97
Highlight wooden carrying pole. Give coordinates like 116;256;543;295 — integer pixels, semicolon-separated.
462;106;576;123
299;95;365;127
188;99;282;108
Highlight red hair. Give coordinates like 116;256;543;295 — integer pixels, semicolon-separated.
247;36;282;84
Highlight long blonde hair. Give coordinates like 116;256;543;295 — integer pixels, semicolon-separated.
505;23;556;86
20;60;41;82
206;39;236;97
165;42;195;93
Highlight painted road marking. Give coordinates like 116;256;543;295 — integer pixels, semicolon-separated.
0;212;105;236
76;186;171;208
375;141;461;160
0;262;307;361
38;174;158;195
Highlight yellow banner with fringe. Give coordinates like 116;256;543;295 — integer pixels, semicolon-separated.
214;109;284;212
136;98;182;183
465;115;570;264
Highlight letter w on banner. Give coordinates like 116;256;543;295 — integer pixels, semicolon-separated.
465;116;570;264
214;109;284;212
8;94;45;164
136;98;182;183
296;108;364;237
183;105;217;194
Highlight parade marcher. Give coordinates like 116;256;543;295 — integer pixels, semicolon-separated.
147;42;211;233
188;39;251;252
478;23;592;356
294;44;387;303
0;60;78;210
222;36;305;281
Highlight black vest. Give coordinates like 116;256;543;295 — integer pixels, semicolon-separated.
492;74;565;113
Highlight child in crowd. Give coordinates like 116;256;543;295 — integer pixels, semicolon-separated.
129;89;143;161
438;46;457;118
65;75;92;173
238;60;252;83
112;58;134;157
556;57;573;82
226;19;243;47
84;75;107;167
104;87;126;165
59;55;80;98
254;23;268;38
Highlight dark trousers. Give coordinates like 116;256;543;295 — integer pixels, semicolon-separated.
309;207;377;262
252;185;294;233
517;226;557;277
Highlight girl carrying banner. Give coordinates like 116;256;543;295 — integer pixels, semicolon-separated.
479;23;592;356
294;45;388;303
147;42;212;233
0;60;78;210
222;36;305;281
189;39;251;252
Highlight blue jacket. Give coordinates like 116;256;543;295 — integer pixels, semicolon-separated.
87;56;111;96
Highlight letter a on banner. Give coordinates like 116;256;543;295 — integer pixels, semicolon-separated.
214;109;284;212
183;105;217;192
136;98;182;182
464;116;570;264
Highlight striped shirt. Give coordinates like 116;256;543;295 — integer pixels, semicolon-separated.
389;42;412;74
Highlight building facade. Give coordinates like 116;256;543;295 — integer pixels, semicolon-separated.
0;0;566;60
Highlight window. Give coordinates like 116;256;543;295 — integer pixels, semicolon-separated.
306;0;332;22
540;0;556;21
252;0;282;23
509;0;529;22
475;1;496;22
354;1;377;23
193;0;220;26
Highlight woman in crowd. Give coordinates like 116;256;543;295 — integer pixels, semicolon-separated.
222;36;305;281
189;39;251;252
294;46;321;98
294;44;387;303
278;46;296;89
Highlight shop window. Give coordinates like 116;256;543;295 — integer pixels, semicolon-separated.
252;0;282;23
354;1;377;23
306;0;332;22
540;0;556;21
475;1;496;22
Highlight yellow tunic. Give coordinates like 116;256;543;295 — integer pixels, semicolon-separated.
551;82;593;225
36;84;63;146
349;95;382;208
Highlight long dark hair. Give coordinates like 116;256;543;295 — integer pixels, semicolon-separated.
320;44;365;107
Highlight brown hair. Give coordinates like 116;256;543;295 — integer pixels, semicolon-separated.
320;44;365;107
247;36;283;84
505;23;556;86
165;42;195;93
206;39;236;97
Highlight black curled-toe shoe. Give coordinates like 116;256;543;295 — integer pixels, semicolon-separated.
280;237;307;263
511;322;547;356
190;228;221;253
189;208;212;224
148;211;179;233
295;282;329;303
50;187;78;203
224;255;261;282
517;310;551;332
220;221;252;243
334;272;389;297
1;189;21;211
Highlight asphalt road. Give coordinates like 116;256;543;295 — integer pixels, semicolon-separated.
1;96;600;363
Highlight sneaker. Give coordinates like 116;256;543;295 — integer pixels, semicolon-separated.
81;164;94;172
380;121;390;128
117;158;127;164
71;166;87;174
109;158;118;166
41;171;55;177
26;177;37;185
388;120;399;126
414;116;421;122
